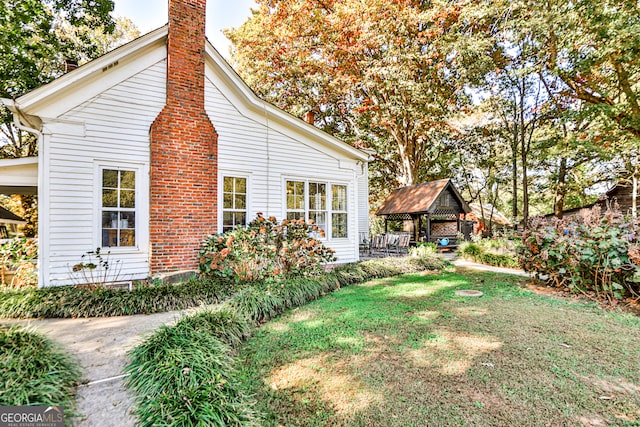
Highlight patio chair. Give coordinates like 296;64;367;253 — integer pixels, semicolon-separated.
386;234;400;254
370;234;388;256
397;233;411;254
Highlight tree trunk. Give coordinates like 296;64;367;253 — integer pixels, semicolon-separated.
522;151;529;226
554;157;567;218
633;169;638;219
510;124;519;223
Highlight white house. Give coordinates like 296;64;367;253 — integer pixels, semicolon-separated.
0;0;370;287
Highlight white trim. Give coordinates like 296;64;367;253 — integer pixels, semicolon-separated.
218;170;252;233
3;27;168;117
282;176;351;241
39;135;49;287
204;46;370;163
93;160;149;255
3;25;370;163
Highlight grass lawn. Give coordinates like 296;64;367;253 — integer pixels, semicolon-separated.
238;269;640;426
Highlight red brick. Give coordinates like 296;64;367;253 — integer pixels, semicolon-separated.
149;0;218;274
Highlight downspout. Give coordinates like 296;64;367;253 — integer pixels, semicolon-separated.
7;102;46;287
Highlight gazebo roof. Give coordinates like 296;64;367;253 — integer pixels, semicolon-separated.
0;206;26;225
376;179;470;216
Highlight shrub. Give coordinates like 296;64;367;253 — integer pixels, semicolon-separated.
199;214;335;282
125;254;447;426
1;325;80;421
125;317;259;427
0;238;38;287
476;252;520;269
409;242;438;258
458;238;520;269
0;275;238;319
458;241;483;258
521;206;640;301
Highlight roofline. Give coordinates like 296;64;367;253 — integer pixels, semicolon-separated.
0;157;38;167
204;43;371;162
8;26;169;113
443;180;471;213
4;25;370;163
375;178;471;216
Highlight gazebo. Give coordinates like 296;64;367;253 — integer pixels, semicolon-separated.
375;179;473;245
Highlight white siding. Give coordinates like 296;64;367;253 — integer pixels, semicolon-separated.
40;53;368;286
205;77;364;263
357;163;370;242
42;61;165;286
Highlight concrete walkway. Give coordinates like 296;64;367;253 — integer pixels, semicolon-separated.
3;310;186;426
452;257;532;277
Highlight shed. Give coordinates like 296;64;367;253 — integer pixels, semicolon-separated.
376;179;472;244
468;202;512;235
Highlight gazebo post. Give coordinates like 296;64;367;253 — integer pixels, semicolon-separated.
417;215;422;243
384;217;388;234
426;215;431;243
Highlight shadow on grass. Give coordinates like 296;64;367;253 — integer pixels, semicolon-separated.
238;270;640;427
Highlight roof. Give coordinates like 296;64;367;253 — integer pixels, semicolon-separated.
376;179;470;216
0;206;26;224
0;157;38;195
468;202;512;226
2;26;371;163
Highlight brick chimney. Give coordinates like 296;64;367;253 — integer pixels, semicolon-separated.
303;111;315;125
149;0;218;274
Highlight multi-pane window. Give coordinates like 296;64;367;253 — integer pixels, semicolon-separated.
332;185;348;238
285;179;348;239
308;182;327;232
286;180;305;220
223;176;247;232
101;169;136;247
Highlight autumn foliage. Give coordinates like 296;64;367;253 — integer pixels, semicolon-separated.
199;214;336;281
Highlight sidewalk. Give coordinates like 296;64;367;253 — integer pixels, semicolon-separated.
451;257;531;277
3;310;186;426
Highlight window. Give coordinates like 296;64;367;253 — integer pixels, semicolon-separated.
101;169;136;247
286;180;305;220
332;185;348;238
308;182;327;232
285;179;348;239
223;176;247;232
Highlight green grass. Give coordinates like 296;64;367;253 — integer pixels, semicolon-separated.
124;255;446;426
0;325;81;425
238;270;640;426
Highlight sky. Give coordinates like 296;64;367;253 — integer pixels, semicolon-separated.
112;0;257;57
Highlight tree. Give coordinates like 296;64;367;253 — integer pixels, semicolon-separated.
496;0;640;217
0;0;115;99
226;0;495;192
0;0;117;235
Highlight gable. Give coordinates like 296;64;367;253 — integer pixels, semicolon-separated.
376;179;470;216
3;26;369;164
